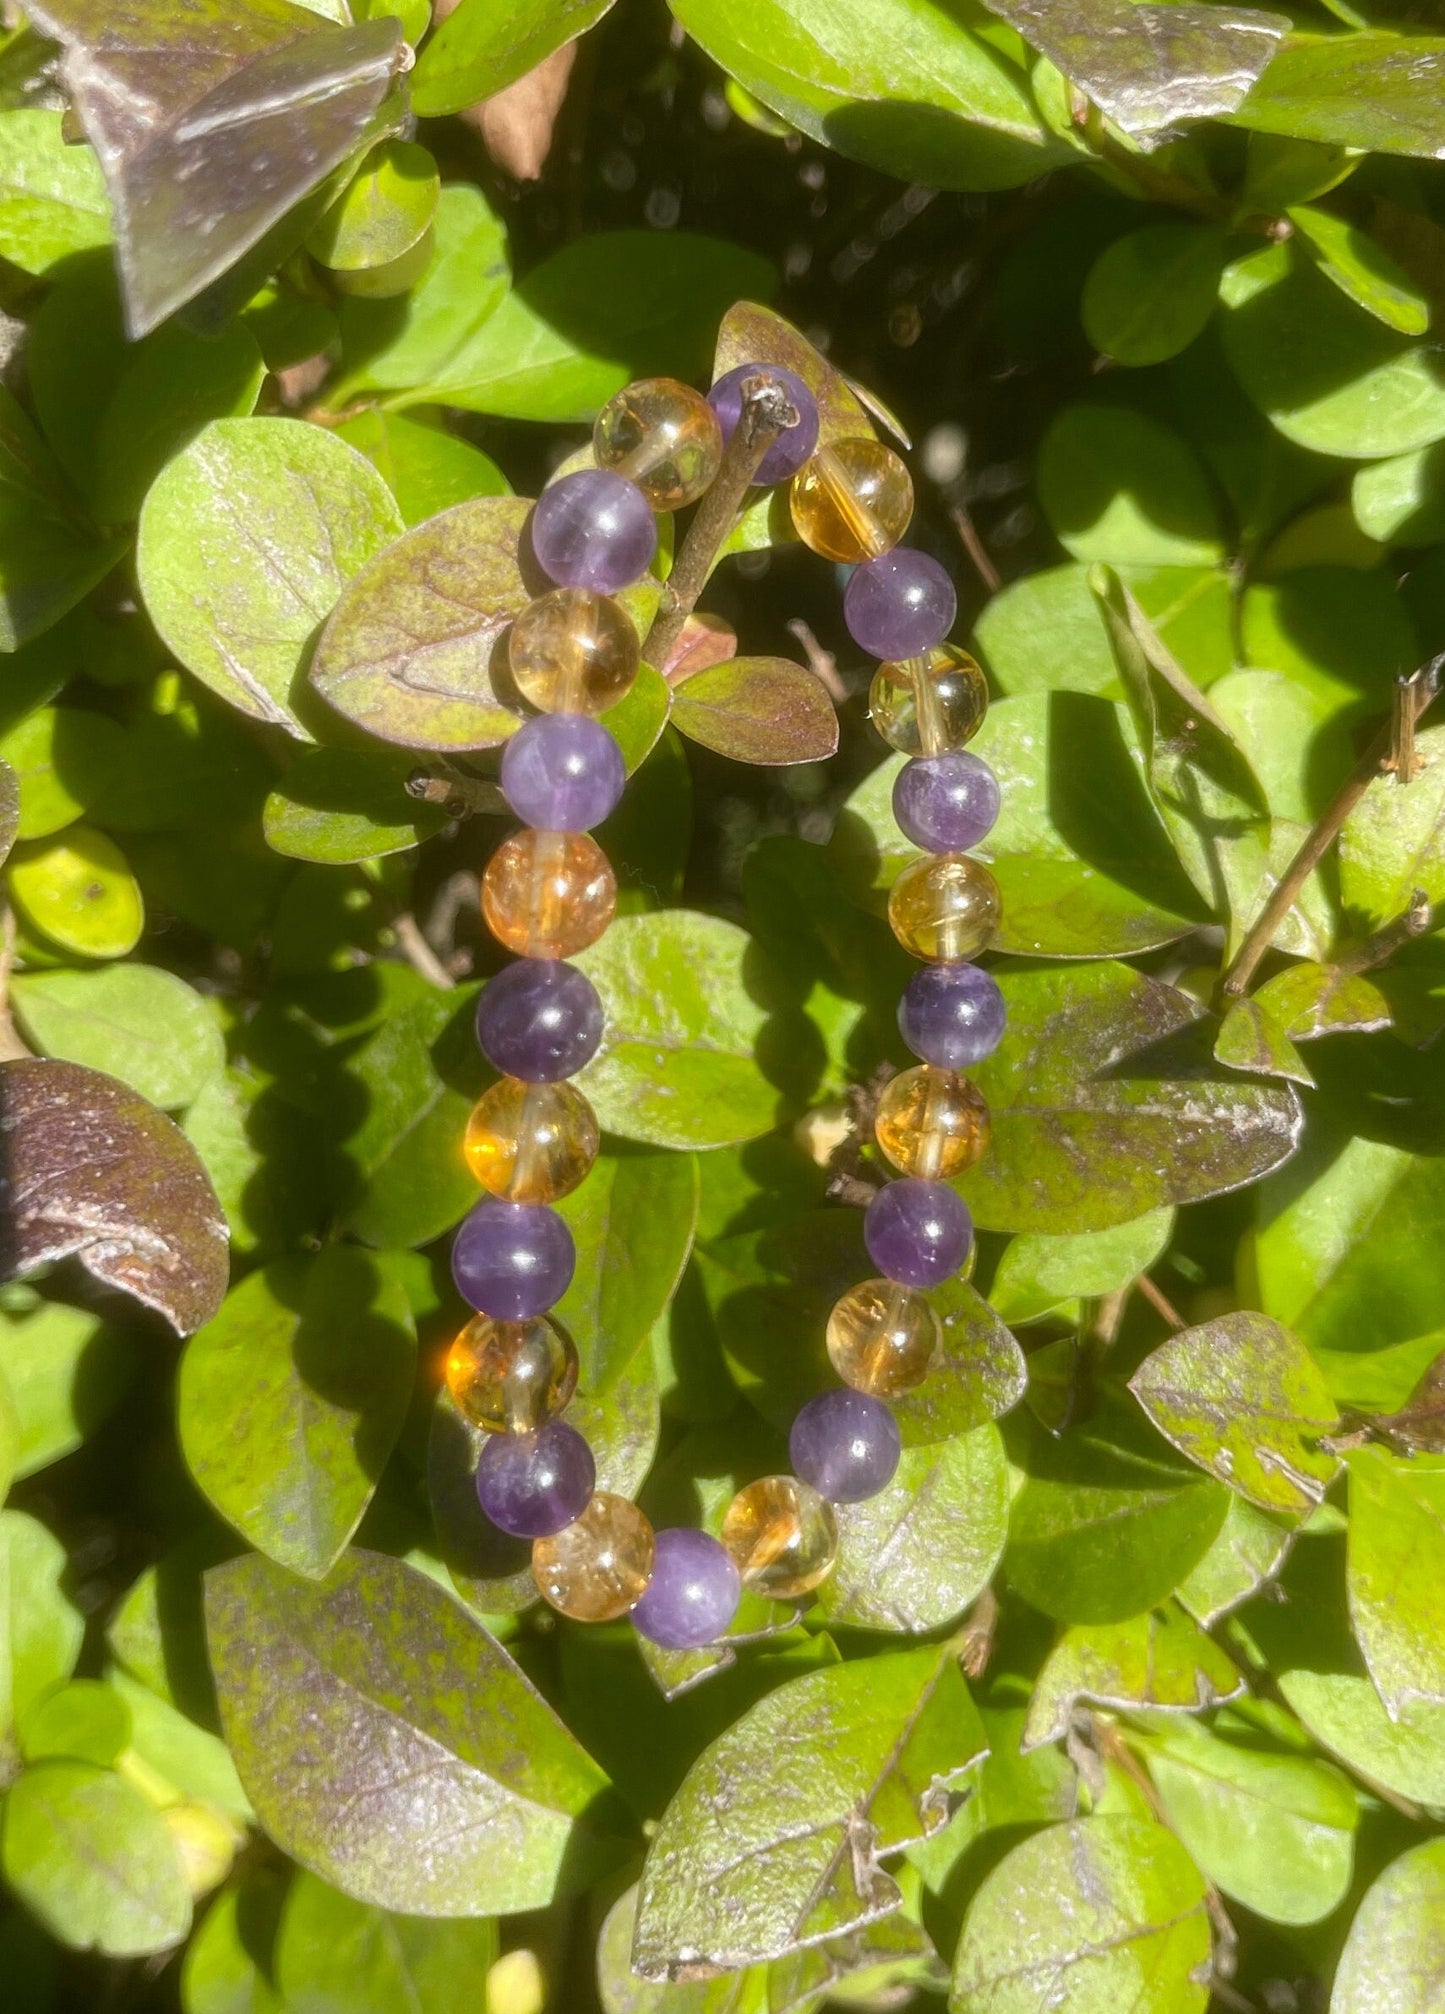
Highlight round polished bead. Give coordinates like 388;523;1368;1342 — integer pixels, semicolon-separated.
630;1527;741;1650
475;960;603;1082
720;1475;838;1599
888;853;1001;963
844;548;956;660
707;363;820;485
869;647;989;756
875;1065;990;1180
500;713;625;833
482;829;616;960
508;587;639;716
864;1177;972;1289
790;1389;901;1504
533;1492;655;1621
893;752;1000;854
789;439;913;562
446;1311;579;1432
594;377;724;509
452;1199;575;1319
531;470;656;594
464;1077;599;1204
898;962;1006;1070
827;1278;941;1397
477;1421;595;1537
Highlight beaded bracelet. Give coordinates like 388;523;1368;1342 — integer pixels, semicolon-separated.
444;353;1006;1653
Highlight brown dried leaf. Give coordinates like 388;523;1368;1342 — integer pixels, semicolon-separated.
1372;1349;1445;1455
471;43;577;181
0;1058;228;1335
671;656;838;765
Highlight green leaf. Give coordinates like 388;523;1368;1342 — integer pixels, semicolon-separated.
274;1869;498;2013
137;417;404;738
1231;29;1445;161
334;409;509;528
1240;133;1358;214
671;658;837;765
0;1294;133;1479
1341;723;1445;930
263;748;447;863
0;1510;84;1737
181;1868;286;2014
1288;204;1430;336
19;1678;130;1767
12;965;224;1109
0;704;125;841
1239;566;1418;712
1215;996;1314;1087
975;562;1234;702
412;0;613;116
0;109;109;273
1023;1604;1244;1749
1252;962;1391;1042
1082;224;1228;367
1347;1445;1445;1716
634;1643;987;1975
1038;405;1225;568
8;825;143;958
1332;1838;1445;2014
1352;444;1445;547
554;1147;699;1393
205;1548;620;1913
179;1248;416;1579
950;1815;1209;2014
991;1209;1174;1325
0;1761;191;1956
113;1669;250;1820
307;139;438;273
713;301;879;452
0;383;123;653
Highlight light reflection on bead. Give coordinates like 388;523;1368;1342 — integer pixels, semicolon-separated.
869;647;989;756
532;1492;655;1621
874;1064;990;1180
789;439;913;563
888;853;1001;963
508;587;639;716
594;376;724;509
445;1311;579;1433
720;1475;838;1598
464;1077;599;1203
482;829;616;959
826;1278;941;1396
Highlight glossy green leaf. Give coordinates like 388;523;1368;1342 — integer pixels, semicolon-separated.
0;1294;133;1480
0;1510;84;1735
1288;204;1430;336
307;138;437;273
1347;1446;1445;1716
205;1549;619;1914
8;826;143;958
0;109;109;273
1240;133;1358;213
671;658;837;765
1333;1838;1445;2012
1232;30;1445;161
179;1248;415;1579
334;409;510;527
1082;224;1228;367
1024;1603;1243;1749
274;1869;498;2013
1038;405;1225;568
181;1867;287;2014
975;562;1234;702
413;0;613;116
991;1208;1173;1325
113;1669;250;1820
0;704;124;841
554;1147;699;1393
19;1678;130;1767
1252;961;1391;1042
1352;444;1445;548
263;747;447;863
1340;723;1445;929
0;383;123;653
1215;996;1314;1086
12;964;224;1109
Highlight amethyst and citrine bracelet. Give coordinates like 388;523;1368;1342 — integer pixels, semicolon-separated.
445;357;1007;1652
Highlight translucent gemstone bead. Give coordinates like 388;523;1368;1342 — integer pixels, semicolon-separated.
790;1389;901;1504
869;647;989;756
530;470;657;594
708;363;820;484
893;752;1000;854
630;1528;741;1650
594;376;724;509
477;1421;595;1536
464;1077;599;1204
452;1199;576;1319
874;1065;990;1179
827;1278;942;1397
844;548;956;660
888;853;1001;963
445;1311;579;1432
475;960;604;1083
898;962;1006;1070
482;829;616;959
864;1177;972;1289
789;439;913;562
508;588;639;716
500;713;625;833
721;1475;838;1598
532;1492;655;1621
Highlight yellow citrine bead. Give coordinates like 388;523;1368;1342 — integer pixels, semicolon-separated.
888;853;1001;962
444;1312;579;1433
532;1493;655;1621
721;1475;838;1599
789;438;913;563
593;376;724;510
481;829;616;959
826;1277;941;1397
464;1077;599;1203
875;1064;990;1180
508;587;639;715
869;647;989;756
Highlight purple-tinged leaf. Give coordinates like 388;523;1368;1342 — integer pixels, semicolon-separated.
671;657;837;766
713;302;874;450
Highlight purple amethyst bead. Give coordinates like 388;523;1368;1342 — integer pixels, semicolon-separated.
843;548;956;660
898;963;1006;1070
452;1200;575;1319
475;960;603;1082
790;1389;901;1504
531;469;657;593
893;751;1000;854
631;1527;742;1650
500;713;626;833
476;1420;595;1538
865;1177;972;1290
708;363;820;485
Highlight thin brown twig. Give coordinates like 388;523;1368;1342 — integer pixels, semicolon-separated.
1136;1273;1186;1330
947;498;1001;596
1334;889;1434;974
786;618;848;705
391;913;457;991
